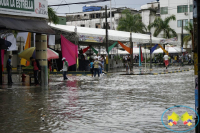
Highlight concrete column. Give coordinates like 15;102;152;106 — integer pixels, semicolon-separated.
35;34;48;87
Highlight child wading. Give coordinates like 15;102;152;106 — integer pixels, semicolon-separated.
89;59;94;77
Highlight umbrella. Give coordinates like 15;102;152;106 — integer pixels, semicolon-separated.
18;47;59;61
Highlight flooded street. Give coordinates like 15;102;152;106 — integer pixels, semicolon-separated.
0;70;195;133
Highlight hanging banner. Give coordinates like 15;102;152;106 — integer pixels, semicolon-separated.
90;46;98;54
48;35;55;45
61;35;78;66
160;37;178;44
108;42;118;53
82;46;90;53
79;35;104;43
150;44;158;54
118;41;132;54
158;44;169;55
6;32;29;51
20;32;31;66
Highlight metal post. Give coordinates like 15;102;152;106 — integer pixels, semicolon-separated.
150;32;152;70
130;32;133;73
145;44;147;72
110;0;112;30
74;26;78;71
197;0;200;131
105;5;109;72
163;44;165;67
0;49;2;85
181;20;184;66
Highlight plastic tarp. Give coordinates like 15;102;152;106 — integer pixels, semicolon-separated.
49;24;164;44
118;48;150;54
153;46;186;54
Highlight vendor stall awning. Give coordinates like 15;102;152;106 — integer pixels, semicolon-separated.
49;23;164;44
0;17;55;34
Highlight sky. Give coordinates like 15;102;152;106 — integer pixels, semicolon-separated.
48;0;157;16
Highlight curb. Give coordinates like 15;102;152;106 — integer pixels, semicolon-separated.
120;68;194;75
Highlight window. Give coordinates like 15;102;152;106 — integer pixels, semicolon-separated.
190;5;193;12
161;7;168;14
177;5;188;13
80;24;85;27
96;13;101;18
190;19;193;25
112;12;114;17
84;14;87;16
90;14;95;18
177;20;188;27
95;23;101;28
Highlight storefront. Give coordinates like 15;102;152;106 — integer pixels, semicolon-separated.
0;0;55;86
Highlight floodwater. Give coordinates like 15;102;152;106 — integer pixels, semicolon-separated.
0;70;195;133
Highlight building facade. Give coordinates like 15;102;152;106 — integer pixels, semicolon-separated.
66;7;138;30
160;0;193;48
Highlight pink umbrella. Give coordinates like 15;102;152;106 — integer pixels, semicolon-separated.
47;48;59;60
18;47;59;61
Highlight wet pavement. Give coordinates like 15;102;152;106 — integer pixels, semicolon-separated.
0;67;196;133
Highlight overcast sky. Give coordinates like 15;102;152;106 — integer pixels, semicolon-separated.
48;0;157;16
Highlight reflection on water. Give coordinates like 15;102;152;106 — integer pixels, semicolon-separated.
0;71;195;133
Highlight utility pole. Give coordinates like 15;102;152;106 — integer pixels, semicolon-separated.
130;32;133;73
110;0;112;30
74;26;78;71
194;0;199;132
181;20;184;66
0;49;2;85
105;5;109;72
150;32;152;70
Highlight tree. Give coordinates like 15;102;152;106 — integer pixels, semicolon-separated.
48;7;59;24
183;22;193;48
148;15;177;38
117;9;146;33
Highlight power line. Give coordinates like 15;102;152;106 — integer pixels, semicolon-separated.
48;0;110;7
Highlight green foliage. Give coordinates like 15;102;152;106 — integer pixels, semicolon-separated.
183;22;193;48
114;55;122;60
117;9;146;33
155;54;164;62
148;15;177;38
12;30;18;38
48;7;59;24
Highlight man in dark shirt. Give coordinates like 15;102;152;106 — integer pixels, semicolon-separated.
30;57;41;85
6;55;12;85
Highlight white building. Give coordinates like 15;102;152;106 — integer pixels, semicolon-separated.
160;0;193;48
66;7;138;30
140;1;160;40
140;1;160;28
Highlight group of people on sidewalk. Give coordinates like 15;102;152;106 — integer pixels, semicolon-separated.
89;54;105;77
6;55;41;86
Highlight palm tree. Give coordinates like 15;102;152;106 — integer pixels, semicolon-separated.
183;22;193;48
117;9;146;33
148;15;177;38
48;7;59;24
